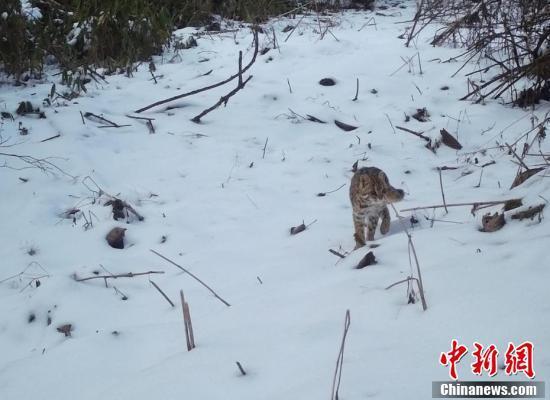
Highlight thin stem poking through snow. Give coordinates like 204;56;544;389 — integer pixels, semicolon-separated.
149;279;175;307
437;168;448;214
331;310;351;400
390;204;428;311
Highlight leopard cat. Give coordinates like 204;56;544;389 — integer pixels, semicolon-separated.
350;167;405;249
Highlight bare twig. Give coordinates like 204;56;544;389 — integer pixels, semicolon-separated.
191;75;253;123
385;276;419;290
151;249;231;307
385;113;396;134
262;137;269;159
395;125;431;142
180;290;195;351
0;262;49;285
329;249;346;259
353;78;359;101
330;310;351;400
0;152;74;178
406;0;425;47
284;14;306;42
82;176;145;221
390;204;427;311
437;168;448;213
505;142;529;170
236;362;247;376
136;30;259;113
84;112;128;128
126;114;155;121
317;183;345;197
75;270;164;282
40;134;61;142
149;279;175;307
401;199;522;212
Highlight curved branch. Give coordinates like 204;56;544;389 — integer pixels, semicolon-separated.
135;30;259;114
0;152;74;178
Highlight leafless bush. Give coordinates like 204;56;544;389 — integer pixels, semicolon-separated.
409;0;550;106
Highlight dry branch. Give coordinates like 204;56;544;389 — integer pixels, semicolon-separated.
82;176;144;221
385;276;420;291
236;362;247;376
329;249;346;259
317;183;345;197
83;112;129;128
290;219;317;235
0;151;73;177
330;310;351;400
416;0;550;104
191;75;253;123
405;0;425;47
352;78;359;101
437;168;448;214
284;15;306;42
150;279;175;307
126;114;155;133
75;270;164;282
41;134;61;142
180;290;195;351
262;137;269;159
395;125;431;142
390;204;427;311
151;249;231;307
136;30;259;113
401;199;521;213
505;142;529;170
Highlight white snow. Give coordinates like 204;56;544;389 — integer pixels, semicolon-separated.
20;0;42;21
1;2;549;399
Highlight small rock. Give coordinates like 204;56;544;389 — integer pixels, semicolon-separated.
106;227;127;249
356;251;376;269
319;78;336;86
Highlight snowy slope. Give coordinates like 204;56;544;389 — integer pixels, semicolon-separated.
1;2;549;399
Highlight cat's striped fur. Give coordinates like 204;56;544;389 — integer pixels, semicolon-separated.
350;167;404;248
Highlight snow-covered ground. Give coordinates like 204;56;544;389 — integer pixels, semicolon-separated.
1;2;549;399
